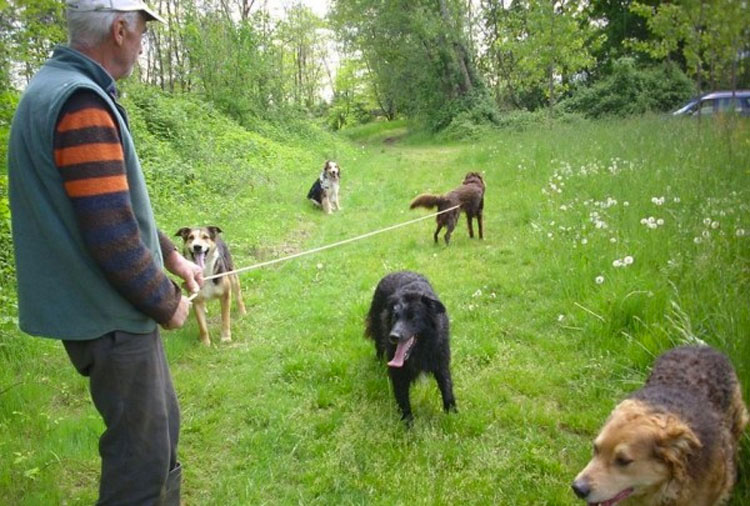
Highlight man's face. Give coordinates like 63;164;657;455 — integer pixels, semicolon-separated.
115;12;147;79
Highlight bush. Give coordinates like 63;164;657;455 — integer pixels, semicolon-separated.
560;58;694;118
426;87;500;132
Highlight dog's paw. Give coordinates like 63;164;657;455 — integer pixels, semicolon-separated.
220;334;232;343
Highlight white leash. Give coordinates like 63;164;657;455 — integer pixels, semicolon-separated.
187;204;460;301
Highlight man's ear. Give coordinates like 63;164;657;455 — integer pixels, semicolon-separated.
112;15;127;47
652;414;701;483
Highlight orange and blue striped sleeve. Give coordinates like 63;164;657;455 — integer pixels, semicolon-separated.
54;90;180;324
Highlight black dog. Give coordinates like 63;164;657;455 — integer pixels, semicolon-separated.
365;271;457;423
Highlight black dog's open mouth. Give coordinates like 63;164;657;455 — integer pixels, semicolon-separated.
388;336;416;368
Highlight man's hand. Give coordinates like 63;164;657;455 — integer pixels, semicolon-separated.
165;250;203;294
162;295;191;330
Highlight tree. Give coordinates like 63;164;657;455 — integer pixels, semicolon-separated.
629;0;750;92
331;0;493;129
481;0;600;110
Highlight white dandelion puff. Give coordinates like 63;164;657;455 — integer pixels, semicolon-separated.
703;218;712;226
623;256;634;265
613;259;623;268
694;237;702;244
736;228;746;237
657;218;664;226
595;275;605;285
711;221;719;229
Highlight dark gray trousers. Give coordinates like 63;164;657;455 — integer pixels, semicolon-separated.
64;329;181;506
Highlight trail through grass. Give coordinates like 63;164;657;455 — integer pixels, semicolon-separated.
1;115;749;505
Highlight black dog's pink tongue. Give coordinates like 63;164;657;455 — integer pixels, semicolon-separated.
194;251;206;269
388;336;415;368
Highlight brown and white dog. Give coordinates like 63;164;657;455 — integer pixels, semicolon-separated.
410;171;485;245
307;160;342;214
572;345;748;506
175;226;246;346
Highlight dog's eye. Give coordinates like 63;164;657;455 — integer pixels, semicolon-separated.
615;456;633;467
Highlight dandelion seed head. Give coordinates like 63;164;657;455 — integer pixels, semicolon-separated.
624;256;634;265
595;275;605;285
736;228;746;237
613;259;623;268
711;221;719;229
610;237;617;243
703;218;712;226
657;218;664;226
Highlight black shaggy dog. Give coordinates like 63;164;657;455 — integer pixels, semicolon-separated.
365;271;457;423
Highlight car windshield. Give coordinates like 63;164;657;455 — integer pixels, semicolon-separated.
673;99;698;115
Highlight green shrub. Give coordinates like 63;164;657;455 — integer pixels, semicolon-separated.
560;58;694;118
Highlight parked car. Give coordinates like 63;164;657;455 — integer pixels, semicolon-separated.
672;90;750;117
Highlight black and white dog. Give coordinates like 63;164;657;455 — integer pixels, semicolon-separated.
307;160;342;214
365;271;457;423
175;226;246;346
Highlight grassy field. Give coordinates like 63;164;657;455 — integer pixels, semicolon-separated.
1;114;749;505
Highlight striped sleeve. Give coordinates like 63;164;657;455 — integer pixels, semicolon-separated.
54;90;180;324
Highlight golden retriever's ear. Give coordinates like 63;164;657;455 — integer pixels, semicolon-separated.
175;227;191;240
653;414;701;483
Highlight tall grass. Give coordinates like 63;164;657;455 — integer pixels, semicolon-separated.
1;109;748;505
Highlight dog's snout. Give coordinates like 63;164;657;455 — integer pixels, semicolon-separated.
388;332;401;343
192;244;203;253
571;479;590;499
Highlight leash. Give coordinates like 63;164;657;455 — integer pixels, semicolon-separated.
187;204;460;301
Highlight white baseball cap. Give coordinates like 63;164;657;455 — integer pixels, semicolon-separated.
66;0;166;24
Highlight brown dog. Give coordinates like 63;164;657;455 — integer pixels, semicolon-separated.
409;171;485;245
572;345;748;506
175;226;246;346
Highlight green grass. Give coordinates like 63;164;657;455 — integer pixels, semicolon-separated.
1;113;749;505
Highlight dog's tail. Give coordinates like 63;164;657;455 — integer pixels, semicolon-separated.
410;194;449;210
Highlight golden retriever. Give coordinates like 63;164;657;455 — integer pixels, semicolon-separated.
572;345;748;506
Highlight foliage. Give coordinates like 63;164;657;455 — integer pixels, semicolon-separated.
629;0;750;91
478;0;602;110
1;0;65;88
559;57;695;118
584;0;659;65
331;0;496;130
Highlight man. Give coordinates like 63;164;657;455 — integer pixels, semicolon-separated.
7;1;201;504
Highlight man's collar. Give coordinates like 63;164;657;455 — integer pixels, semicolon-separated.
50;45;119;100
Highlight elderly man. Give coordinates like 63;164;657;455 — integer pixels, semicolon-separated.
7;1;201;504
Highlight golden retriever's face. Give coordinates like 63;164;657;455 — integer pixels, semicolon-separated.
572;400;698;505
323;160;340;181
